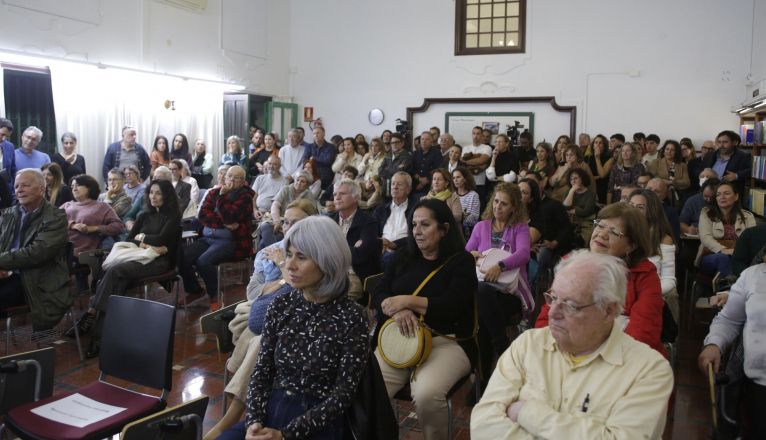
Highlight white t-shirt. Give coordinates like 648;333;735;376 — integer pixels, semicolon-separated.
252;174;288;211
279;145;306;178
382;199;409;243
462;144;492;185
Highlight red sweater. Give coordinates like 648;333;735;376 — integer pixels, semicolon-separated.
535;258;666;357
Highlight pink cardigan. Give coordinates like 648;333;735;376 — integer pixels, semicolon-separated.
465;219;533;312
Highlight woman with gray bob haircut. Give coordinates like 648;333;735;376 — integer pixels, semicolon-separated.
283;215;351;299
219;215;369;440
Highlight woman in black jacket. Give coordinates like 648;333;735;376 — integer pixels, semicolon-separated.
68;179;181;358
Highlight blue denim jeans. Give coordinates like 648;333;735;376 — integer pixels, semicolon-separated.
217;389;343;440
700;252;731;277
180;237;235;298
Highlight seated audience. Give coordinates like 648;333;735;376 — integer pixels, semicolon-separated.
218;217;369;440
260;170;316;248
0;169;70;331
636;171;653;188
150;135;170;174
679;172;719;236
641;133;661;166
220;135;247;167
648;139;690;200
552;135;570;165
525;142;555;190
327;178;380;301
331;137;363;183
731;222;766;276
358;137;385;183
70;179;181;358
302;159;323;199
465;182;531;385
525;178;573;282
681;138;705;194
251;156;288;220
122;164;146;201
453;166;481;238
51;131;86;184
446;145;462;174
646;177;681;242
422;168;463;223
98;168;132;219
102;125;151;182
548;145;594;201
629;188;679;327
472;251;673;439
61;174;125;256
699;262;766;438
248;132;278;177
41;163;73;208
374;199;477;440
15;126;51;170
373;171;414;268
165;162;193;215
607;142;645;204
203;199;317;440
562;167;598;245
191;138;215;189
696;182;755;277
180;165;254;309
536;203;666;356
619;183;639;203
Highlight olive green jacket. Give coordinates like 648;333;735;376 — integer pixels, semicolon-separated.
0;200;71;328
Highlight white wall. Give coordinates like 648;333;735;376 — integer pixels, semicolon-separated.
748;0;766;97
288;0;753;145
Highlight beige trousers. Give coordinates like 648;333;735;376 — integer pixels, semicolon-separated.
375;336;471;440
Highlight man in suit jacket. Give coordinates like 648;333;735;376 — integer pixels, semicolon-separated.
0;118;17;190
372;171;415;269
702;130;751;199
327;178;380;303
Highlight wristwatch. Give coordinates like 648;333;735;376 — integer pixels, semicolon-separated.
497;261;506;270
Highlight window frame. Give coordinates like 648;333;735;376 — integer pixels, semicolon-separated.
454;0;527;56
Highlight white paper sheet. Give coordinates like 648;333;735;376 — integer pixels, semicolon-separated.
30;393;127;428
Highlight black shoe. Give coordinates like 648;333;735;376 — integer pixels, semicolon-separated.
65;312;96;338
85;339;100;359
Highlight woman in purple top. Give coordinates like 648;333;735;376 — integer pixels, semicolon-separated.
465;182;531;385
61;174;125;256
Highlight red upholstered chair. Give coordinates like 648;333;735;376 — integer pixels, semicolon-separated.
3;296;176;440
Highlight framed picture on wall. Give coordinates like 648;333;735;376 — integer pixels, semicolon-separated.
482;121;500;134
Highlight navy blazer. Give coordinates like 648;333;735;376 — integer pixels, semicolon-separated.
701;148;751;195
371;196;416;249
328;209;381;281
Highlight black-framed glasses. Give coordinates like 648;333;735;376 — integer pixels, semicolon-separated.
543;291;596;316
592;220;626;239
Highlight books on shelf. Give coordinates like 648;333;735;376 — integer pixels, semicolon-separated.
754;155;766;180
754;121;766;145
741;123;754;144
749;188;766;217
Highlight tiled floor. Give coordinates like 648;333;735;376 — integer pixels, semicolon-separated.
4;283;718;439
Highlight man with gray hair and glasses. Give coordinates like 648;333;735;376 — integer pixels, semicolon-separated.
472;250;673;439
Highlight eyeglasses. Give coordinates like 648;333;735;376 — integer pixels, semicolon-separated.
169;167;179;171
544;291;597;316
390;140;402;145
593;220;626;239
226;175;245;181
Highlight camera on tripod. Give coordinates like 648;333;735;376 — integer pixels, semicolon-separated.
506;121;528;147
395;119;409;136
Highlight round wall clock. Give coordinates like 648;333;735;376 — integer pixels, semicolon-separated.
368;108;384;125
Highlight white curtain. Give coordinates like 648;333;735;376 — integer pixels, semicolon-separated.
50;63;224;184
0;67;5;117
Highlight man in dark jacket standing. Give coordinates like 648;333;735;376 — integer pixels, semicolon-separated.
0;168;70;330
702;130;751;199
102;125;151;182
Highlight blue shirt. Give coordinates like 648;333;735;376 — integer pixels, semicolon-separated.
14;149;50;170
679;193;705;227
712;157;729;180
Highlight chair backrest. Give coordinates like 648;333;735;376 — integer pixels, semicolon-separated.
100;296;176;392
363;273;384;308
0;347;55;415
119;395;209;440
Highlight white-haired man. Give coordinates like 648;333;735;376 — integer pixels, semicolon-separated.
327;178;380;301
471;250;673;439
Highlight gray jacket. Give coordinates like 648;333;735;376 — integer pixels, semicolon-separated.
0;200;71;328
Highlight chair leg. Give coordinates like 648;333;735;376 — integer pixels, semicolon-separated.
143;283;150;300
447;397;454;439
69;309;84;361
5;315;11;356
222;367;230;416
217;265;225;307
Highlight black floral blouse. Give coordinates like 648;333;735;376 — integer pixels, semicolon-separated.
245;289;369;439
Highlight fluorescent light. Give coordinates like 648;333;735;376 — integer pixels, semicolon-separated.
755;100;766;109
0;49;244;91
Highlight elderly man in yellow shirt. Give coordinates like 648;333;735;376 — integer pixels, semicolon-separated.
471;250;673;439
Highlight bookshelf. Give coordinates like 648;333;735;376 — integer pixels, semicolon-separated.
743;111;766;218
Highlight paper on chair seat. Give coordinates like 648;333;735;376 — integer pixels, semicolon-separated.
30;393;127;428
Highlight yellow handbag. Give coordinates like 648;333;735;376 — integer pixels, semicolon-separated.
377;256;455;372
